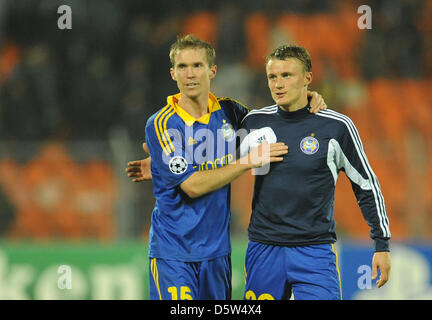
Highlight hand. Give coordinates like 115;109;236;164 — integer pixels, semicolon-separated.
125;143;152;182
245;141;288;168
372;251;391;288
307;90;327;114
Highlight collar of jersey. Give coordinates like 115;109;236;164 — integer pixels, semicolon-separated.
277;103;310;119
167;92;221;126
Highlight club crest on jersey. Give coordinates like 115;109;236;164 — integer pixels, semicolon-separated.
221;120;235;142
300;136;319;155
169;156;188;174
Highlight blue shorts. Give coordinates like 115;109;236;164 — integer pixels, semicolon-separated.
149;255;231;300
244;241;342;300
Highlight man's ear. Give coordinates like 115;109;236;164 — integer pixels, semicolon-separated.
209;64;217;80
170;67;176;81
305;71;312;87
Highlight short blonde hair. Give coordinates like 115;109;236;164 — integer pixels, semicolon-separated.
169;34;216;67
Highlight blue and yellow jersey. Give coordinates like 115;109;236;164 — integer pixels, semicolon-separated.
145;92;249;261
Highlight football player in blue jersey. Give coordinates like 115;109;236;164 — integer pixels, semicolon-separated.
240;45;391;300
131;34;291;300
126;35;326;300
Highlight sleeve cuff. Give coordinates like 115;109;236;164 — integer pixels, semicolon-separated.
374;238;390;252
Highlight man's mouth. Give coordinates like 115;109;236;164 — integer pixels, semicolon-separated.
186;83;198;88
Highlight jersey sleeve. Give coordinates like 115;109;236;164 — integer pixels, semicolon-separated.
333;117;391;252
145;115;196;189
218;97;250;129
232;99;250;128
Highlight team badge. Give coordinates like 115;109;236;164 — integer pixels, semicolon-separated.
169;156;188;174
300;136;319;155
221;120;235;142
187;136;198;145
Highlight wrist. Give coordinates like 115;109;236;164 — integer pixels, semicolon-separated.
238;154;257;169
374;238;390;252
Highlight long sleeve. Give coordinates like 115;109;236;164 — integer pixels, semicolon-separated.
331;114;391;251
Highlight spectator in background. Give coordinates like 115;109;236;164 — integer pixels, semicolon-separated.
0;44;60;139
360;0;423;79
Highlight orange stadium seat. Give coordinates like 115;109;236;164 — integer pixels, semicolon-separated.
335;5;364;78
276;14;316;52
78;161;116;240
0;142;118;241
275;10;363;80
367;80;407;142
24;143;83;239
182;11;218;45
0;43;20;83
275;14;325;80
244;12;271;70
399;79;432;140
334;174;370;239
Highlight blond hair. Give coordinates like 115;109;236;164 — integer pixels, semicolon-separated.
169;34;216;67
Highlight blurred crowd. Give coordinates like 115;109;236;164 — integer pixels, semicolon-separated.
0;0;430;141
0;0;431;241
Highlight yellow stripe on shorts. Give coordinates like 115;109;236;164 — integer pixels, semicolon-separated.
150;258;162;300
331;244;343;300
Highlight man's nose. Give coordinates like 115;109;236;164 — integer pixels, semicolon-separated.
275;80;283;89
186;67;195;77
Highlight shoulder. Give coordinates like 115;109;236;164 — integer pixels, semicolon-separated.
315;108;356;128
216;96;250;128
146;104;179;134
314;109;361;139
145;104;180;156
217;96;250;112
241;104;278;124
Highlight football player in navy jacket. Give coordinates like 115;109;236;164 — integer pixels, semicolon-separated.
240;45;391;300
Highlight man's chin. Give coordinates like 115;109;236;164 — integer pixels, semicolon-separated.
182;88;202;99
275;99;290;106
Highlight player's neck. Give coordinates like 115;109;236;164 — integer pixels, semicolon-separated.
178;92;209;119
279;94;308;112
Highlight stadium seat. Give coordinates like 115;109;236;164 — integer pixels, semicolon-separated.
244;12;271;70
182;11;218;46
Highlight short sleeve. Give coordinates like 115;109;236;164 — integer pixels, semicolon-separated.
145;115;196;189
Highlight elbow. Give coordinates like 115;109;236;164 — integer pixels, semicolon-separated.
182;187;200;199
180;181;203;199
186;190;201;199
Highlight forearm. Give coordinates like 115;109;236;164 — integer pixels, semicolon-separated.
180;157;251;198
181;141;287;198
356;190;390;251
